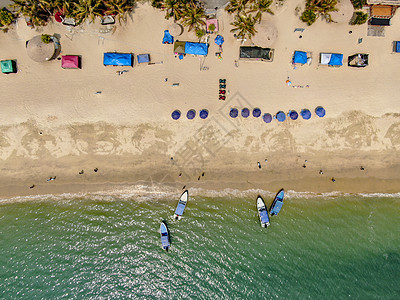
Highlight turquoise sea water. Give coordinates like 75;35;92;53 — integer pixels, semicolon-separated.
1;193;399;299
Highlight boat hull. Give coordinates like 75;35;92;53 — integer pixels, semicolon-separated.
160;222;170;251
270;189;284;216
174;190;188;219
257;196;270;227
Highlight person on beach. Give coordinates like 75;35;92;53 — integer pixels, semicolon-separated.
257;162;261;169
331;177;336;182
360;166;365;171
319;170;323;175
30;184;35;189
94;168;98;172
79;170;84;175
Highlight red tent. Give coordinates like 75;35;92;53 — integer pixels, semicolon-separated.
61;55;80;69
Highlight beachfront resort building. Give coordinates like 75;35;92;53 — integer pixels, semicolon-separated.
367;0;400;25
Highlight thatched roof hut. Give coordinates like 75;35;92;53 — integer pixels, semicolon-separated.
26;35;56;62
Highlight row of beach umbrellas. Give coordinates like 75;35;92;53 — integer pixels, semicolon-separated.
171;109;208;120
229;107;326;123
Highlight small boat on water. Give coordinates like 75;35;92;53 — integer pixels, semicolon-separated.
174;190;188;220
257;195;270;228
160;222;170;251
270;188;285;216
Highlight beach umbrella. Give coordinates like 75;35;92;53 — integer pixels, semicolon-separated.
262;113;272;123
252;21;278;47
301;109;311;120
241;108;250;118
187;109;196;119
26;35;56;62
253;108;261;118
315;106;326;117
230;108;238;118
289;110;298;120
214;35;224;46
168;23;183;36
276;111;286;122
54;11;63;23
200;109;209;119
171;110;181;120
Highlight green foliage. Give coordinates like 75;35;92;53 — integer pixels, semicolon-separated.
350;0;366;10
41;34;52;44
351;11;368;25
230;13;257;40
301;9;316;25
195;28;205;39
178;2;205;32
208;23;215;32
151;0;163;9
0;8;15;26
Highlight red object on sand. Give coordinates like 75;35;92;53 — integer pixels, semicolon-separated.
62;55;80;69
55;12;63;23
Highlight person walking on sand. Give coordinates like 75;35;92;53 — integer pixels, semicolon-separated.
257;162;261;169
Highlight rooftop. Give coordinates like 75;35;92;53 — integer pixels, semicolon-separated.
367;0;400;5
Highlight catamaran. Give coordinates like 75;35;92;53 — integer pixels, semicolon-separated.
174;190;188;220
257;195;270;228
160;222;170;251
270;189;285;216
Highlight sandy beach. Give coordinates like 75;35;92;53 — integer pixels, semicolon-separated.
1;0;400;199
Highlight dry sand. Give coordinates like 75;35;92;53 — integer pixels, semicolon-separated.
1;1;400;199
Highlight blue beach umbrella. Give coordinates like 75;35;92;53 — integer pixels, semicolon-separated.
276;111;286;122
301;109;311;120
253;108;261;118
214;35;224;46
315;106;326;117
230;108;238;118
187;109;196;119
171;110;181;120
289;110;298;120
200;109;209;119
262;113;272;123
241;108;250;118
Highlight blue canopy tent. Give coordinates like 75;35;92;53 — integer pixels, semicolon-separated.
137;54;150;64
263;113;272;123
171;110;181;120
315;106;326;117
276;111;286;122
163;30;174;44
329;53;343;66
230;108;238;118
253;108;261;118
185;42;208;56
289;110;298;120
214;35;224;46
301;109;311;120
187;109;196;119
242;108;250;118
199;109;209;119
103;53;132;66
293;51;307;64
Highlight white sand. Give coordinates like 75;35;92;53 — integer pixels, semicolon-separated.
0;1;400;198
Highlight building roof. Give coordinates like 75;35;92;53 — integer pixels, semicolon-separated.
371;5;393;17
367;0;400;5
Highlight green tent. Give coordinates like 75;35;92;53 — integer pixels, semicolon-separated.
174;41;186;54
1;60;15;73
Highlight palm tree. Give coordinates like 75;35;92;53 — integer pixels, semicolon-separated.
73;0;104;24
306;0;338;22
230;13;257;40
179;2;205;32
225;0;250;15
104;0;135;23
249;0;273;23
11;0;51;26
163;0;185;21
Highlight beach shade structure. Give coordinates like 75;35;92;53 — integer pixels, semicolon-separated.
230;108;239;118
26;35;56;62
252;21;278;47
293;51;308;65
253;108;261;118
301;109;312;120
61;55;80;69
54;11;63;23
137;54;150;64
320;53;343;66
262;113;272;123
187;109;196;119
394;41;400;53
315;106;326;118
162;30;174;44
241;108;250;118
185;42;208;56
174;41;186;54
214;35;224;46
206;19;218;33
1;60;16;73
101;15;115;25
348;53;368;67
171;110;181;120
200;109;209;119
168;23;183;36
276;111;286;122
289;110;298;120
103;53;133;67
239;46;274;62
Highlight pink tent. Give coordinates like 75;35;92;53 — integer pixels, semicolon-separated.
61;55;80;69
206;19;218;33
